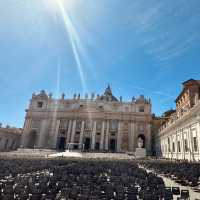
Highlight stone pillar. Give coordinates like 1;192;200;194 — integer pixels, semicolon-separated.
51;119;60;149
79;121;85;149
117;121;122;152
66;120;72;146
161;138;163;157
105;120;109;150
133;121;138;150
171;134;173;159
21;118;32;147
100;121;105;150
146;123;151;155
37;119;48;148
70;120;77;143
196;121;200;157
181;129;185;160
128;121;135;152
188;126;194;161
91;121;97;150
175;131;178;159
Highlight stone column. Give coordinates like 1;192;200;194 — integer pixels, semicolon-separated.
171;134;173;159
79;121;85;149
161;138;163;157
146;123;151;155
91;121;97;150
52;119;60;149
117;121;122;152
70;119;77;143
175;131;178;159
21;118;32;147
66;120;72;147
181;129;185;160
37;119;48;148
100;121;105;150
196;121;200;157
163;138;165;157
188;126;194;161
133;121;138;150
105;120;109;150
128;121;135;152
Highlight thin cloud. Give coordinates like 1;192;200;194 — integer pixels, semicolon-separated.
125;0;200;64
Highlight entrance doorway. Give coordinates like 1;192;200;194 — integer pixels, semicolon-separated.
27;130;37;148
84;138;91;150
110;139;116;152
58;137;66;150
95;142;100;150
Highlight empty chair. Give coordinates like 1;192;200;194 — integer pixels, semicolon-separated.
1;194;14;200
180;189;190;199
172;187;180;195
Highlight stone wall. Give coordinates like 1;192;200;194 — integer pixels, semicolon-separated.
0;127;22;151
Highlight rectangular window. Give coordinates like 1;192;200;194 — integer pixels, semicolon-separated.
85;121;92;130
193;137;198;152
96;122;102;130
139;106;145;112
110;120;118;130
37;101;43;108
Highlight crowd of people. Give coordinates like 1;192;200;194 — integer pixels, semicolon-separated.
0;158;192;199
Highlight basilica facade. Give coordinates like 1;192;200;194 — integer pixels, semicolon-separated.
20;86;152;154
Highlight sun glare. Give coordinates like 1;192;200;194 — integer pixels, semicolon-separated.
46;0;76;13
51;0;94;122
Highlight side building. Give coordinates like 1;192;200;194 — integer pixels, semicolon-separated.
155;79;200;161
0;125;22;151
20;86;152;154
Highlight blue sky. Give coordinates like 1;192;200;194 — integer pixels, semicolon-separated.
1;0;200;128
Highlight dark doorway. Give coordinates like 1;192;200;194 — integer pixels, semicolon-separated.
27;130;37;148
110;139;116;152
58;137;66;150
95;142;100;150
84;138;91;150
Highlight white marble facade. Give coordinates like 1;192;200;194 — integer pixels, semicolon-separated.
21;86;152;154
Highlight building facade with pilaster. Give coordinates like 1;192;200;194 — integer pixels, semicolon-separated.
0;125;22;151
21;86;152;154
155;79;200;161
